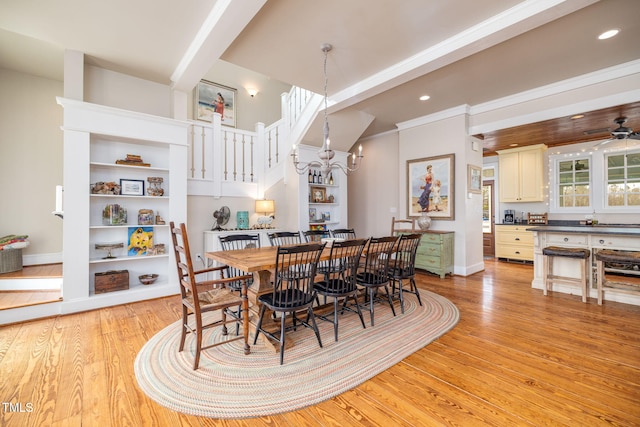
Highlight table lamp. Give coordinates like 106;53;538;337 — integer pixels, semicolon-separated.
255;199;275;228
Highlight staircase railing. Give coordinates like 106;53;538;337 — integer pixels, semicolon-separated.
187;86;321;198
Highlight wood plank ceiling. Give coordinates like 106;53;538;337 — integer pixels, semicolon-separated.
477;101;640;156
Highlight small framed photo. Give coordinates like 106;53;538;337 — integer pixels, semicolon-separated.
309;207;316;221
310;186;326;203
120;179;145;196
322;211;331;221
194;79;237;127
468;164;482;194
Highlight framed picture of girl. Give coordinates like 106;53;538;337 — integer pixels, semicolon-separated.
407;154;455;220
194;80;237;127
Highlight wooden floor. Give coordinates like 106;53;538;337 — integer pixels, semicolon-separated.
0;264;63;310
1;259;639;426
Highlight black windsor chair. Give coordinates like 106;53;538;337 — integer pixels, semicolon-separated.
253;242;326;365
268;231;302;246
388;233;423;313
313;238;368;341
355;236;399;327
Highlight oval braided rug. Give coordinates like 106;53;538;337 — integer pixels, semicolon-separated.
135;290;459;419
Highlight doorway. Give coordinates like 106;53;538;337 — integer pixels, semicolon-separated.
482;180;495;257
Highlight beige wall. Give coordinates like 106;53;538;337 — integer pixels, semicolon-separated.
0;69;63;263
398;113;484;275
347;132;399;238
84;65;172;117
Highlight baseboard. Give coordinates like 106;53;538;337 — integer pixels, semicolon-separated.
22;252;62;266
455;261;485;277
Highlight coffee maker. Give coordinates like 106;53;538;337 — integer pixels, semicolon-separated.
504;209;515;224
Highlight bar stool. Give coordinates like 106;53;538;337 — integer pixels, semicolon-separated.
595;249;640;305
542;246;591;302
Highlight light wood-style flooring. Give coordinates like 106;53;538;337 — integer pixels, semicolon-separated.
0;264;62;310
1;259;639;426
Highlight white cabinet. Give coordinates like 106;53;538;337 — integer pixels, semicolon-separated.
295;145;349;232
498;144;546;202
58;98;188;312
531;228;640;305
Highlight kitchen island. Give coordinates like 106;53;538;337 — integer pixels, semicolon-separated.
527;225;640;305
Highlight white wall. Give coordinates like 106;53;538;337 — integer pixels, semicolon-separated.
0;69;63;263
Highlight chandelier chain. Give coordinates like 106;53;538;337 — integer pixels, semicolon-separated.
290;43;363;176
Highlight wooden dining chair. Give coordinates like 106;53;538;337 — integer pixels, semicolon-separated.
253;243;325;364
268;231;302;246
170;222;251;370
390;217;415;235
388;233;423;314
313;238;368;341
356;236;399;327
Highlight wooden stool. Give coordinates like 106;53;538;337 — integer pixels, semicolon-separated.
542;246;591;302
595;249;640;305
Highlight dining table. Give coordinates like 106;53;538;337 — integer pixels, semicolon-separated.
206;243;335;352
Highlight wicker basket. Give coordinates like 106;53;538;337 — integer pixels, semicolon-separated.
0;248;23;274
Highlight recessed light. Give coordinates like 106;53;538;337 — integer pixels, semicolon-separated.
571;114;585;120
509;143;518;147
419;95;430;101
598;29;619;40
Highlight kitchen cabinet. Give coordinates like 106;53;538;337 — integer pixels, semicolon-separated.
529;226;640;305
495;225;533;261
497;144;546;202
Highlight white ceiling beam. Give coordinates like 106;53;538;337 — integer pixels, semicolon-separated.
327;0;598;114
170;0;267;92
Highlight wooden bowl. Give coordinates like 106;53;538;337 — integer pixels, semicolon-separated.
139;274;158;285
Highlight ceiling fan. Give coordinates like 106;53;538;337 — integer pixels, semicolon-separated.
597;117;640;146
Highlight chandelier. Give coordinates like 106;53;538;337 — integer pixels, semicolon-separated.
291;43;363;177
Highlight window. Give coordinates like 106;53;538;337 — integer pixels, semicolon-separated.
557;158;590;208
606;151;640;207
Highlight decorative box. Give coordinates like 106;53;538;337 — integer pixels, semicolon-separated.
95;270;129;293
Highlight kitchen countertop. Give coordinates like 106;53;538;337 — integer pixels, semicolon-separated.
526;225;640;236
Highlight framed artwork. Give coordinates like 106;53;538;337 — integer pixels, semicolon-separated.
194;79;237;127
120;179;144;196
128;227;154;256
407;154;455;220
468;164;482;194
309;207;316;221
310;186;326;203
322;211;331;221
